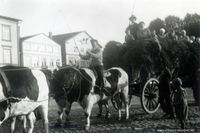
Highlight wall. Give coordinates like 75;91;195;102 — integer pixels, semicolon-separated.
65;32;92;67
21;34;62;70
0;18;19;66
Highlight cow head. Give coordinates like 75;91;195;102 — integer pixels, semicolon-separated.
51;67;79;103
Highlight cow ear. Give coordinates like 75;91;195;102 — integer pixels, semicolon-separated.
104;72;111;77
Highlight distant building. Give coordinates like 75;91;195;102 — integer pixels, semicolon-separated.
0;15;21;66
52;31;93;68
20;33;62;70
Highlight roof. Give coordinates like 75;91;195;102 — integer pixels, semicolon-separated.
52;31;93;45
20;33;58;45
20;33;42;42
0;15;22;22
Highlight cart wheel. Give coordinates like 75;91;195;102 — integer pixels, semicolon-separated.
141;78;160;114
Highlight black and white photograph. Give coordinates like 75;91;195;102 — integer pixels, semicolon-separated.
0;0;200;132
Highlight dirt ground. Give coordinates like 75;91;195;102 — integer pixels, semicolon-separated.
1;89;200;133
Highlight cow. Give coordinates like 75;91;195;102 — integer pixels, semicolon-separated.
98;67;129;120
0;66;49;133
51;66;129;130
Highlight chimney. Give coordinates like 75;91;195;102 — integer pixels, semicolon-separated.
49;32;52;39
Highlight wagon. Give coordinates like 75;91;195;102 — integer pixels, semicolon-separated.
104;38;197;114
128;74;160;114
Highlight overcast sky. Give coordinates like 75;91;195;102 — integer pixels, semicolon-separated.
0;0;200;45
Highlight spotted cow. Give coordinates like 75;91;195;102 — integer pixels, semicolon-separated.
98;67;129;120
0;66;49;133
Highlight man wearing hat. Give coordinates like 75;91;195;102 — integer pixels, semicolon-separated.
80;39;104;95
125;15;138;42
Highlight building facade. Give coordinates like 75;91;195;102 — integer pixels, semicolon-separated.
20;33;62;70
0;15;21;66
53;31;93;68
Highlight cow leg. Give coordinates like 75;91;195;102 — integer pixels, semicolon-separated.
55;99;67;126
122;91;129;119
116;94;123;120
22;116;27;133
118;109;122;120
27;112;36;133
64;103;72;126
84;103;93;130
55;108;64;127
105;102;111;119
38;102;49;133
10;117;16;133
97;102;103;117
84;95;96;130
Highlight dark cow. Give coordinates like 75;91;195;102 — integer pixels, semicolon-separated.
0;66;49;133
51;66;98;130
98;67;129;120
51;66;129;129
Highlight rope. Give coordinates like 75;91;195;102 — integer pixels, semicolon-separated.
131;0;137;15
0;97;48;103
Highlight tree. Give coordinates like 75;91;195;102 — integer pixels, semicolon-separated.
103;41;123;69
184;13;200;24
149;18;165;34
165;15;183;32
184;13;200;37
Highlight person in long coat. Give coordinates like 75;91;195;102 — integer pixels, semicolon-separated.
158;67;174;118
172;78;188;129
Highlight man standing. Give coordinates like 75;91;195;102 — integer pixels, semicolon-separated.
80;39;104;95
158;67;174;119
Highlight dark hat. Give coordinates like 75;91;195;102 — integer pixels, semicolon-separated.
90;39;102;48
129;15;136;21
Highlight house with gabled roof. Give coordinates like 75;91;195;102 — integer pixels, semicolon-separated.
20;33;62;70
52;31;93;67
0;15;21;66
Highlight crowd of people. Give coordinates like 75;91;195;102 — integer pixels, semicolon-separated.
124;14;200;129
125;14;200;45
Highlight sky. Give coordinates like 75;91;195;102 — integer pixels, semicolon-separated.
0;0;200;46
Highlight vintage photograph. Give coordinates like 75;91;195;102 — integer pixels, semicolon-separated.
0;0;200;132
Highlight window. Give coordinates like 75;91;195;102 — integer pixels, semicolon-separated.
33;57;39;67
42;58;47;67
2;25;11;41
56;59;61;66
2;47;12;64
50;59;54;67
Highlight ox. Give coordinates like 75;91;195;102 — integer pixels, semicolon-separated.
98;67;129;120
0;66;49;133
51;66;129;130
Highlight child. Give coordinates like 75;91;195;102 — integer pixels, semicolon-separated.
172;78;188;129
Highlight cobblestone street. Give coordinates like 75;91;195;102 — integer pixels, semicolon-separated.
1;89;200;133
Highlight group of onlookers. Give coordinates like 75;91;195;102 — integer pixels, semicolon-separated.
125;14;200;129
125;14;200;45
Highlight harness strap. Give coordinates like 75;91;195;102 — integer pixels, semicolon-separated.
0;69;11;95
